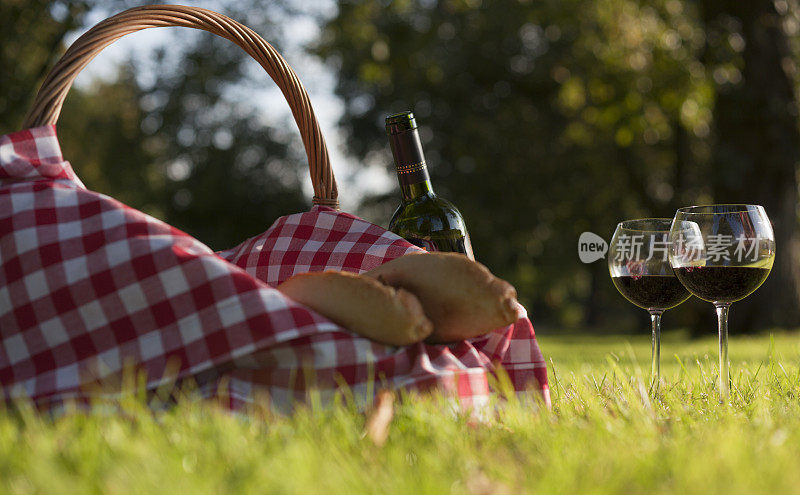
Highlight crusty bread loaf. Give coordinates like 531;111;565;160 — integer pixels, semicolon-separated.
364;252;520;343
276;271;433;346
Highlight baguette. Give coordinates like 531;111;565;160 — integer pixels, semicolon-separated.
364;252;519;343
276;271;433;346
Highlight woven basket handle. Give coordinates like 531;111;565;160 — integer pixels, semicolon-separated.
23;5;338;208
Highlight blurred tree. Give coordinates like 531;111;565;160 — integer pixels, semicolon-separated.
57;67;162;213
1;1;309;252
6;0;799;331
0;0;94;128
316;0;715;329
699;0;800;330
116;27;309;249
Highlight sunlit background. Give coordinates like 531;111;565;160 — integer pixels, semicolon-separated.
2;0;799;336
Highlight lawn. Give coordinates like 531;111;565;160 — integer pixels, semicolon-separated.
2;331;799;494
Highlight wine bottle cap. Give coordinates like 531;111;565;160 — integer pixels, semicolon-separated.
385;111;417;135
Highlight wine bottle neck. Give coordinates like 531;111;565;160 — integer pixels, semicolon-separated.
400;180;434;202
387;124;433;202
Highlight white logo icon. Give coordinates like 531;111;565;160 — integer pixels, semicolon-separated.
578;232;608;263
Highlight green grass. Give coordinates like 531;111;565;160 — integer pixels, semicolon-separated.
2;332;800;494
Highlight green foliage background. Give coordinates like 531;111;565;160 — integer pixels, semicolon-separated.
316;0;800;333
1;0;308;250
2;0;800;332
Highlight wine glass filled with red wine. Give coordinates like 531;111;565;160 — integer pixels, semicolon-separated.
669;205;775;401
609;219;692;388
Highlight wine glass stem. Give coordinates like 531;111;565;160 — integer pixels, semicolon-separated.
649;310;663;389
715;302;731;401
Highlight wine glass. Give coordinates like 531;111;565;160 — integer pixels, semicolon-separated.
669;205;775;401
609;219;692;389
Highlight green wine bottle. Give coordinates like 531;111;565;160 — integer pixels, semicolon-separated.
385;111;474;259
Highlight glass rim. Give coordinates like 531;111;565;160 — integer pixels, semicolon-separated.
675;204;764;215
615;217;674;232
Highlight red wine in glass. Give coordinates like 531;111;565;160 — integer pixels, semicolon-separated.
612;273;692;310
669;204;775;401
672;266;771;304
609;218;691;389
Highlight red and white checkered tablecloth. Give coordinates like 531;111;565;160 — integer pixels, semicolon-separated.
0;126;549;411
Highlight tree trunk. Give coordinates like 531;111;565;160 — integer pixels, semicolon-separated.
701;0;800;331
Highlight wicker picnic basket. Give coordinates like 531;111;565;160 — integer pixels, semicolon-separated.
3;4;550;410
23;4;339;209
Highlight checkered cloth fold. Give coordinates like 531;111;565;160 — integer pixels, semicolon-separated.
0;126;549;411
